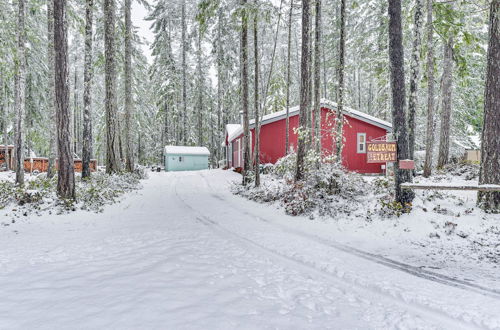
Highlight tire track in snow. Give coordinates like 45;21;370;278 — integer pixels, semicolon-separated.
199;172;500;301
172;175;483;330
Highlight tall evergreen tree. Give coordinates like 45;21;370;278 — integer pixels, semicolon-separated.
285;0;293;155
47;0;56;179
82;0;94;179
104;0;120;173
437;35;454;169
181;0;187;145
295;0;311;182
253;0;260;187
335;0;346;160
478;0;500;212
313;0;322;156
407;0;424;160
241;0;251;185
423;0;435;178
14;0;26;186
53;0;75;199
388;0;414;205
124;0;134;172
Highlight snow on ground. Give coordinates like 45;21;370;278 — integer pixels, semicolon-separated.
0;170;499;329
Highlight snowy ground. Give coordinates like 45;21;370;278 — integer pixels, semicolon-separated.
0;170;499;329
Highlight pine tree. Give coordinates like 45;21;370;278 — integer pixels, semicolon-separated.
196;22;203;147
253;0;260;187
53;0;75;199
388;0;414;205
104;0;120;173
124;0;134;172
181;0;187;145
241;0;251;185
285;0;293;155
335;0;346;160
437;35;454;169
47;0;56;179
295;0;311;182
14;0;26;186
423;0;435;178
408;0;424;160
313;0;322;157
478;0;500;212
82;0;94;179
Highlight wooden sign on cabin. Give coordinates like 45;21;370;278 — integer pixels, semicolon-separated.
366;142;397;163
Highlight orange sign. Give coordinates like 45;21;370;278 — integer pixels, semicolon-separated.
367;142;397;163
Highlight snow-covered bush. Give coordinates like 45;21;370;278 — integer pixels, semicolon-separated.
437;162;479;180
0;170;146;216
234;152;370;217
77;171;145;212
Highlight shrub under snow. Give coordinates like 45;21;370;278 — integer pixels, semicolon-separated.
233;152;371;217
0;167;148;219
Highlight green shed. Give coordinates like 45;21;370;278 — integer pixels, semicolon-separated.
164;146;210;172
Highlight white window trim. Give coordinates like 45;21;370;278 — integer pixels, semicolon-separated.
237;139;241;167
357;133;367;154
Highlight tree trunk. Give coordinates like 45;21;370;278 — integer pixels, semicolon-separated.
307;7;313;148
124;0;134;172
253;1;260;187
423;0;435;177
163;102;169;146
46;0;57;179
3;105;8;171
285;0;293;155
478;0;500;212
313;0;322;157
437;35;454;169
216;8;223;164
335;0;346;161
197;24;203;147
1;79;8;171
15;0;26;186
408;0;424;161
388;0;414;205
82;0;93;179
294;0;311;182
53;0;75;199
181;0;187;145
241;0;251;185
73;53;78;155
104;0;120;173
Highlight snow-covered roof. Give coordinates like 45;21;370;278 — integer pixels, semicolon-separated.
226;124;242;143
164;146;210;156
226;99;393;143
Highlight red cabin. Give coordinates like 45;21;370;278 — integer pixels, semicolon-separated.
224;100;392;174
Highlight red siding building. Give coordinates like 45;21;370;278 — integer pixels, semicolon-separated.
225;100;392;174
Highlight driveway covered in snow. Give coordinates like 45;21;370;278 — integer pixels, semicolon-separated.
0;170;498;329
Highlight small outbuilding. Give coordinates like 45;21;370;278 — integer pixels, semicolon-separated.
164;146;210;172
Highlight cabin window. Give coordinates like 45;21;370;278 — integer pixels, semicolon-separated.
178;156;184;162
357;133;366;153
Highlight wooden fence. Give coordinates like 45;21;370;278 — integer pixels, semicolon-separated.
24;158;97;173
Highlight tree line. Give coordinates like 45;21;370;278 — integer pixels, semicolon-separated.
0;0;498;210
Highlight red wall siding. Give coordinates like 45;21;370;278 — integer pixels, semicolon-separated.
250;115;299;164
319;108;387;173
229;107;389;174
